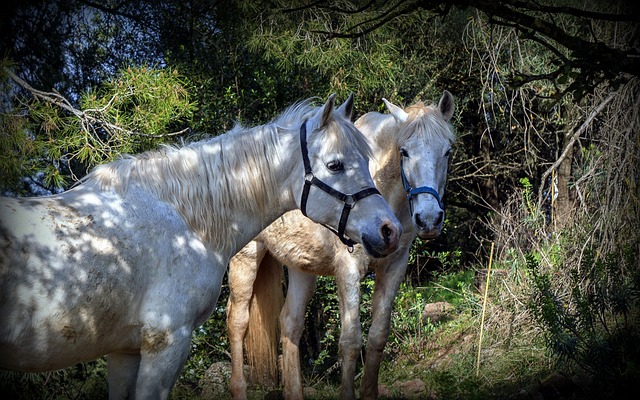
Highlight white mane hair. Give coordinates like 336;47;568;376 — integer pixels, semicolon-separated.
397;101;456;147
82;98;372;252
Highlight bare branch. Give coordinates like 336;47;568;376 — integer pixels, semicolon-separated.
284;0;378;15
508;0;640;23
468;0;640;77
536;89;619;207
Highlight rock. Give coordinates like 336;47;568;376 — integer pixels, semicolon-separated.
422;301;454;323
378;383;392;398
199;361;248;399
303;386;317;398
393;378;426;399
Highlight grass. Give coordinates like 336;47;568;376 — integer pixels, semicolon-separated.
280;267;553;400
3;255;621;400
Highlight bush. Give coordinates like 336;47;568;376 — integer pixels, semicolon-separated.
527;249;640;398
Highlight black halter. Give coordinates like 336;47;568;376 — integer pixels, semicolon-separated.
400;156;445;216
299;120;381;249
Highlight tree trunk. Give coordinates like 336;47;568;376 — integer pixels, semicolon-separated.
553;135;574;231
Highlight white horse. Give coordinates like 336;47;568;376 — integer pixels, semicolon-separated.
227;91;455;400
0;94;403;399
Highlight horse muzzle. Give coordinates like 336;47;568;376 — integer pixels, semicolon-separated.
414;210;444;240
361;219;402;258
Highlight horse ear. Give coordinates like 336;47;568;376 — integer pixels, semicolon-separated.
336;92;354;120
382;98;408;123
319;93;337;127
438;90;455;121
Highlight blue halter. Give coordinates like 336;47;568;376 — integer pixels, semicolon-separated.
400;157;445;214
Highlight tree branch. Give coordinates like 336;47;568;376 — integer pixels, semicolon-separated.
536;89;619;207
3;68;189;139
298;0;640;78
466;0;640;77
311;2;423;38
508;0;640;23
284;0;378;15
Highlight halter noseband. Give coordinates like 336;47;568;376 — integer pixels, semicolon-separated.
400;156;444;215
299;120;381;249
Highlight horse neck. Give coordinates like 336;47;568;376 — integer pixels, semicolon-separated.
124;125;300;256
197;127;300;255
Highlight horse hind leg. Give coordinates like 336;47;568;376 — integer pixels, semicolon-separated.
227;240;274;400
134;326;193;400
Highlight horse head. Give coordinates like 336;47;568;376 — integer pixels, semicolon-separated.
382;91;455;239
297;94;402;257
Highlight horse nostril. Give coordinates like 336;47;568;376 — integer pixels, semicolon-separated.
380;222;396;243
381;223;392;239
414;213;424;228
435;211;444;226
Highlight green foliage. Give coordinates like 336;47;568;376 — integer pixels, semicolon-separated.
0;112;41;194
422;269;476;307
241;3;400;99
1;65;196;193
237;0;468;106
527;250;640;397
84;66;195;139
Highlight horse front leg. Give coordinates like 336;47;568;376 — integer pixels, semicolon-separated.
227;241;264;400
335;262;364;400
107;352;140;399
361;256;408;400
280;268;316;400
134;326;193;400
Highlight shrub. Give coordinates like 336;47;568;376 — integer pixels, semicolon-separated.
527;249;640;398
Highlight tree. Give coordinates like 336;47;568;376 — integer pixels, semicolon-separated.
1;65;196;193
0;0;332;193
267;1;639;95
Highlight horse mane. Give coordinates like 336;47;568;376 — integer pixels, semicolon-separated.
398;101;456;146
358;101;455;167
82;98;370;252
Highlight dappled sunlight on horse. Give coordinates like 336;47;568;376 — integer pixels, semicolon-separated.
0;94;402;399
227;90;455;400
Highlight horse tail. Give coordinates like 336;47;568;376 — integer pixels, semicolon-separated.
244;252;284;387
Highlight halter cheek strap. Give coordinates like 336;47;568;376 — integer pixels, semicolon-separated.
299;121;381;249
400;157;445;215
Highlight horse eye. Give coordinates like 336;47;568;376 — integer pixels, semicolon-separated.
400;148;409;158
326;160;344;172
445;148;452;157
